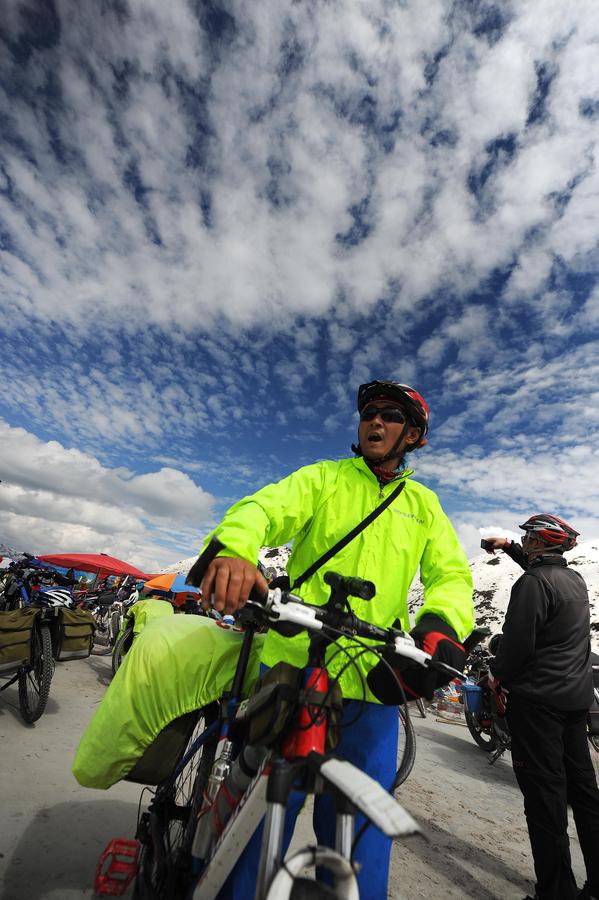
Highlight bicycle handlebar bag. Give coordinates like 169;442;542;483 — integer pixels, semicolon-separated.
0;607;39;672
51;608;96;661
72;615;264;789
245;661;343;752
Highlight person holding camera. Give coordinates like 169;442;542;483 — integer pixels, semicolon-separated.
484;516;599;900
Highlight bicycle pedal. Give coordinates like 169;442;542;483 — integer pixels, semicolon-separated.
94;838;140;896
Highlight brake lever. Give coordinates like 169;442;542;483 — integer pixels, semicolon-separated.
430;660;467;681
185;538;226;588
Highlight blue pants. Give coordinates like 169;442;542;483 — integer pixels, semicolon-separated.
219;701;399;900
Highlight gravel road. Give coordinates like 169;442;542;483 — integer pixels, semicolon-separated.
1;653;597;900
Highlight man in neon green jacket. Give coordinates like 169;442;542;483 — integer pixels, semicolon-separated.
198;379;474;900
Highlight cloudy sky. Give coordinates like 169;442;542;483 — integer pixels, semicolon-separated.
1;0;598;571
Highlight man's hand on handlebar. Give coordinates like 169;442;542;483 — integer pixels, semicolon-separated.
200;556;269;615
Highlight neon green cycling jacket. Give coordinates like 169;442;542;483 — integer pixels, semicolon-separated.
202;456;474;701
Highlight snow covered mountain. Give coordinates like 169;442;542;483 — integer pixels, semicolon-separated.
162;546;291;577
409;539;599;649
166;541;599;649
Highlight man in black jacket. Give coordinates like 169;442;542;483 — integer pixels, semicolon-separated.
486;515;599;900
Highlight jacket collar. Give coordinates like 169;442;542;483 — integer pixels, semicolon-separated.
529;554;568;569
352;455;413;484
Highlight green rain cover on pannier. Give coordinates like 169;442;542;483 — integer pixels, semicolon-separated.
72;615;264;789
122;598;174;639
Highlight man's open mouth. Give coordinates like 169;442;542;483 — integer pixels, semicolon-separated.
367;433;383;442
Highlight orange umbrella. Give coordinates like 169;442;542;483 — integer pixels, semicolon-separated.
144;573;199;595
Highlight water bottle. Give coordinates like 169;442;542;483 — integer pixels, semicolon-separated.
191;739;234;860
210;744;269;838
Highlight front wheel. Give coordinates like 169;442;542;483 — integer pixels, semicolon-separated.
112;624;134;676
18;624;53;724
465;710;498;751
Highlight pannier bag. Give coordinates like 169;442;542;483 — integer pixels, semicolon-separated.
51;608;95;661
245;661;343;752
0;607;39;672
114;598;173;645
72;615;265;789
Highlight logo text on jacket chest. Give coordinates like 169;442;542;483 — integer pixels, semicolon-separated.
392;510;425;525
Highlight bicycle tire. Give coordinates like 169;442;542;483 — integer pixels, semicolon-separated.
18;624;53;724
91;608;113;655
110;609;123;645
289;878;337;899
135;704;218;900
395;705;416;787
465;711;499;751
111;624;134;676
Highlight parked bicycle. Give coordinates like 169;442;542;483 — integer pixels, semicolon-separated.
94;538;465;900
0;559;62;723
79;581;138;656
1;558;96;723
0;606;53;724
0;556;75;612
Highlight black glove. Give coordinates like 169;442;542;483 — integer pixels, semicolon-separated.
367;614;466;703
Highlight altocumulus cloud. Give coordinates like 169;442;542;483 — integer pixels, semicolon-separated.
1;1;598;334
1;0;599;562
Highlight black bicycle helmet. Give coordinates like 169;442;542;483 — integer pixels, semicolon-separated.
519;514;579;552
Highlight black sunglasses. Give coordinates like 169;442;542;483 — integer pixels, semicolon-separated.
359;405;407;424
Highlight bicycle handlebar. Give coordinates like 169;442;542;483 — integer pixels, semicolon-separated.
246;587;435;669
186;539;462;678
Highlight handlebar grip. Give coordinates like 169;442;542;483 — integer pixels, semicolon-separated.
323;571;375;600
247;585;268;605
185;538;226;588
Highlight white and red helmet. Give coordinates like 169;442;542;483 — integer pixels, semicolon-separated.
519;514;579;552
357;380;430;450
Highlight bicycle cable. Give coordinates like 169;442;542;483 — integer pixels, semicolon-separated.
288;632;370;734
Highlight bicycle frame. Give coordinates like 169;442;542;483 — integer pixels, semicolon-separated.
116;540;445;900
189;619;419;900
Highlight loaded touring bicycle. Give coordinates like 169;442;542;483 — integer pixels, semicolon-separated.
84;538;467;899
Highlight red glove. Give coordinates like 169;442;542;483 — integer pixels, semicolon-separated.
367;614;466;703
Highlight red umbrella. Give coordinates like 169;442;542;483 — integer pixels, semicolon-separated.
37;553;149;580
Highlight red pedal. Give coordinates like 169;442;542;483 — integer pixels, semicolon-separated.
94;838;140;896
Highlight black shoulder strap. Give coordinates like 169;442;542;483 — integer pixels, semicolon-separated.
291;480;406;590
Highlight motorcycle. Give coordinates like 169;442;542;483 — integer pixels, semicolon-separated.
463;646;599;763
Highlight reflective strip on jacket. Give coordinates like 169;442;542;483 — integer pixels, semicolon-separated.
201;456;474;701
